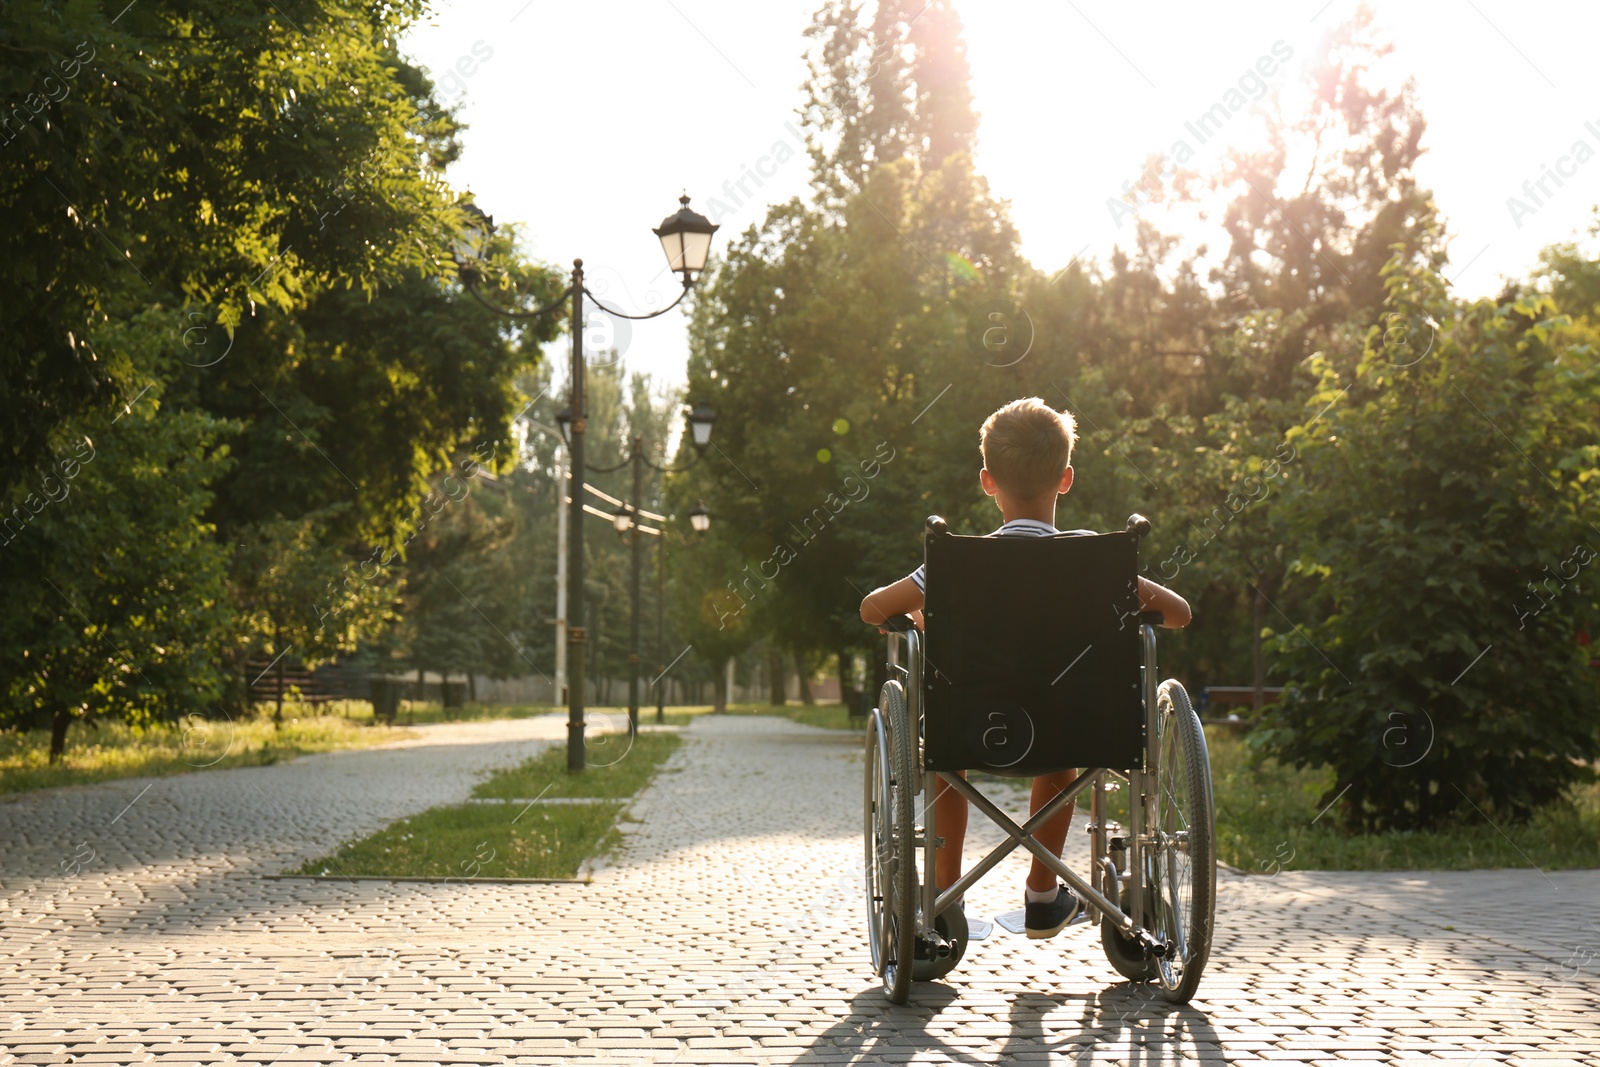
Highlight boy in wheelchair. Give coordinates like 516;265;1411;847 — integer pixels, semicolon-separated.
859;397;1191;939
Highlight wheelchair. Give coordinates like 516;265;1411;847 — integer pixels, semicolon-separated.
864;514;1216;1004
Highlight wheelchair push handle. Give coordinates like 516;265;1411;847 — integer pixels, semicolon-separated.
1125;515;1160;624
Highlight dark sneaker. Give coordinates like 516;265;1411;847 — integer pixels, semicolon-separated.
1024;885;1086;939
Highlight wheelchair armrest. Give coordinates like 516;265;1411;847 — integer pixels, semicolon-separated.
882;613;918;633
1139;610;1166;627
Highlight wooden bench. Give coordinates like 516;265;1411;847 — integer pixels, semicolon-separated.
244;659;353;705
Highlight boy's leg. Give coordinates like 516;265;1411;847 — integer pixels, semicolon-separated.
1026;769;1077;892
933;771;968;891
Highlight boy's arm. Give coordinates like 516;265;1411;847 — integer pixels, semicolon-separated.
860;576;925;627
1137;576;1192;629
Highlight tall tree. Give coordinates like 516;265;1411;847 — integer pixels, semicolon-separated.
1206;6;1432;397
802;0;977;205
1;0;467;493
0;311;234;759
1255;224;1600;830
1;1;558;736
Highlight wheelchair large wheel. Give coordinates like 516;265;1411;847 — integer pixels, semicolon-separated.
1148;679;1216;1003
863;681;917;1003
864;708;891;977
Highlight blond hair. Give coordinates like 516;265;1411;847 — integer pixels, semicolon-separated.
980;398;1078;497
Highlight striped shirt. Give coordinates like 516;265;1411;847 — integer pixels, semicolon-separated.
908;518;1097;591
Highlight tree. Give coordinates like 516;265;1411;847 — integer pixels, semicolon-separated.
1;1;558;737
228;510;393;722
1202;5;1432;399
396;467;537;694
1254;228;1600;830
1;0;468;494
802;0;977;205
0;312;233;759
687;0;1034;679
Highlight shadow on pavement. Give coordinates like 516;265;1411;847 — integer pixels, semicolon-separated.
790;984;1221;1063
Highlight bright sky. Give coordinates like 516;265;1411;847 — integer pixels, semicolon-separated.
405;0;1600;393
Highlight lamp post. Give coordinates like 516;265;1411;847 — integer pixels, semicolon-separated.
514;417;570;709
456;196;718;772
595;411;715;735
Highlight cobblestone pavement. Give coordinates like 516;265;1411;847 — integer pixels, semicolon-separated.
2;712;1596;1065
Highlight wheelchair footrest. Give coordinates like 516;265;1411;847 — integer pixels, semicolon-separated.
991;908;1093;936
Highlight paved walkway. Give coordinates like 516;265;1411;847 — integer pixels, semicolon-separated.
1;712;1596;1065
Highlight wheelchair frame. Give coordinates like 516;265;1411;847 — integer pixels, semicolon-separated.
863;516;1217;1005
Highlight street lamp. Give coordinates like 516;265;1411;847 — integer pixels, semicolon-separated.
591;404;716;734
688;404;717;450
454;195;718;772
654;195;719;285
688;500;711;534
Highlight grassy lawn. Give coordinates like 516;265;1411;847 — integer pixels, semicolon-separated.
291;730;683;880
293;800;626;881
0;706;415;796
474;731;683;799
1205;726;1600;872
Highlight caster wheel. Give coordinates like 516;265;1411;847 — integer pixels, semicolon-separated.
913;899;969;981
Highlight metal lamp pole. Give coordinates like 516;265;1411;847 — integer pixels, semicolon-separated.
564;262;587;771
655;529;667;723
456;196;718;772
596;415;715;735
554;446;567;707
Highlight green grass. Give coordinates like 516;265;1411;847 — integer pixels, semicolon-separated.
474;731;683;799
292;729;683;879
1206;726;1600;872
0;707;415;796
292;799;626;880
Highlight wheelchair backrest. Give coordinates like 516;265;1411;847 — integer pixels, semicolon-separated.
921;517;1145;775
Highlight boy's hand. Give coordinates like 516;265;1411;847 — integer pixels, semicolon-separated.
860;576;925;627
877;609;925;634
1137;576;1192;629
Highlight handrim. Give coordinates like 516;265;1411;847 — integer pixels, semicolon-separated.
1150;680;1215;1002
877;680;917;1003
863;707;893;975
